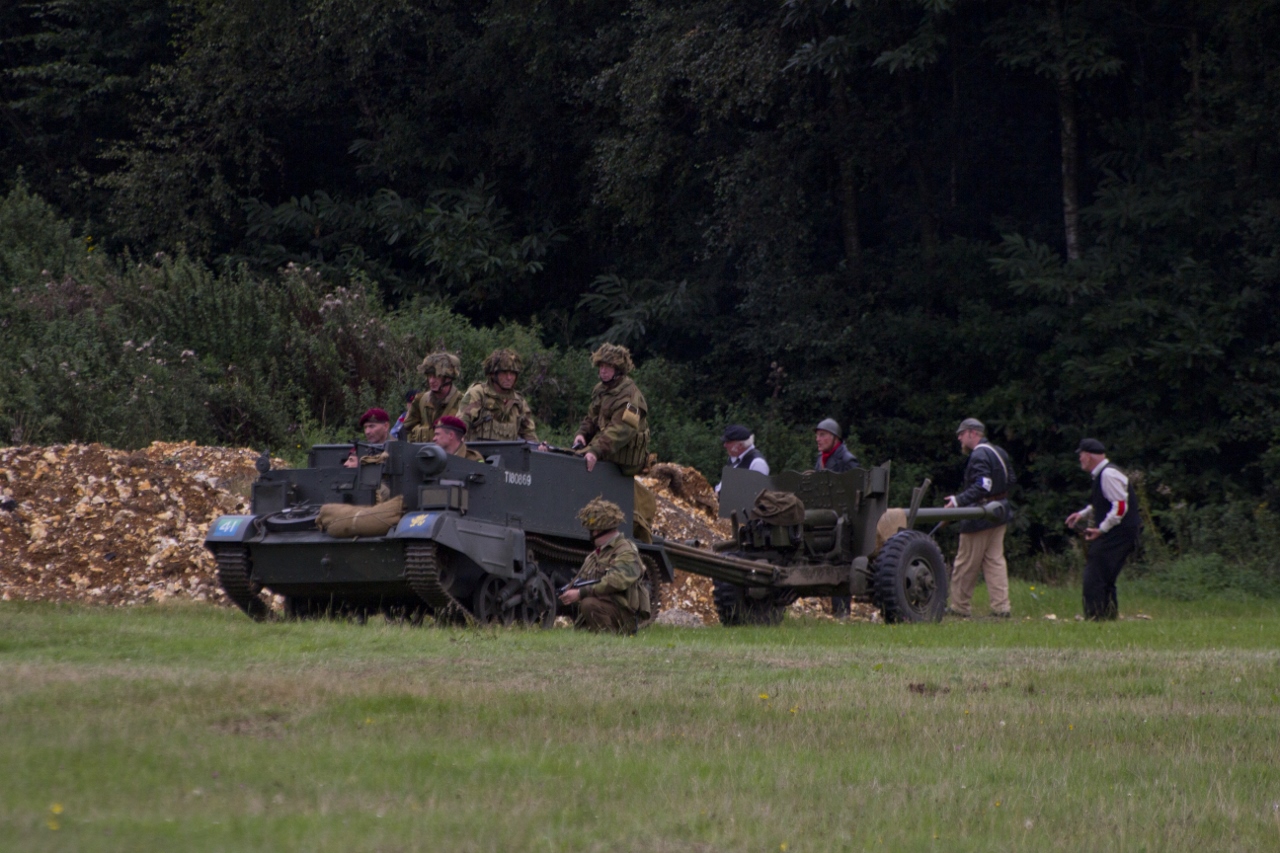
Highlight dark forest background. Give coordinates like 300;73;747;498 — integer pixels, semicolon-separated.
4;0;1280;586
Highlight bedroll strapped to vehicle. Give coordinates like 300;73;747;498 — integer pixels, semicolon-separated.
317;495;405;538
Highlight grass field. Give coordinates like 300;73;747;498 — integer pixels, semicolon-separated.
2;583;1279;852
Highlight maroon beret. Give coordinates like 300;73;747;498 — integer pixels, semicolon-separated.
434;415;468;436
358;407;391;426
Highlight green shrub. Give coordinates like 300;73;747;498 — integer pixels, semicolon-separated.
1130;553;1276;601
0;179;83;287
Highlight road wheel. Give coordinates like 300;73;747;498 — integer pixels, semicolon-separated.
472;575;517;626
873;530;948;623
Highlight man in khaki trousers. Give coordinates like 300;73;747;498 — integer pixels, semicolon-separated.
944;418;1014;618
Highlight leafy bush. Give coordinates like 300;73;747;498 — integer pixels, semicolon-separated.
1130;554;1276;601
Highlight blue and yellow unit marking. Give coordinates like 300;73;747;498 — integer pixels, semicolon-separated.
395;512;443;537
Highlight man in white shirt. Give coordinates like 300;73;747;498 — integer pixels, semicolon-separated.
716;424;769;493
1065;438;1142;620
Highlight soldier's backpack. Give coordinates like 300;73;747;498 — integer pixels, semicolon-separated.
748;489;806;526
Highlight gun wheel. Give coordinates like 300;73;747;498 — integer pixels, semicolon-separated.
638;555;665;628
712;579;792;626
873;530;948;623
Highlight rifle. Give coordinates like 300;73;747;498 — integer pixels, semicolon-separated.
558;578;601;596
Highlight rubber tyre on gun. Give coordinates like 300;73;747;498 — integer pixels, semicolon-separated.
712;579;792;626
873;530;949;623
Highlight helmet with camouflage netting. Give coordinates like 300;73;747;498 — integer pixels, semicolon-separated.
418;351;462;380
482;348;523;375
577;496;625;532
590;343;634;376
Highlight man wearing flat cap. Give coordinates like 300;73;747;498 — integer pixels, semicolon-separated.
814;418;858;473
1066;438;1141;620
432;415;485;462
344;408;395;468
715;424;770;494
723;424;770;474
944;418;1014;618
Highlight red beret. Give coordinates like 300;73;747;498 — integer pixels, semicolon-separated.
434;415;468;436
359;408;391;426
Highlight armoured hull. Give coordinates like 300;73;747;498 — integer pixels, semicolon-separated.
206;440;672;625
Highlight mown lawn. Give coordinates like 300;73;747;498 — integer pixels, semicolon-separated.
2;584;1278;852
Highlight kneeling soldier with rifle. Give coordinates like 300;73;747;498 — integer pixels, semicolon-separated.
559;497;651;634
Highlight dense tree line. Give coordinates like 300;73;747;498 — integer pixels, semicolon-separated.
4;1;1280;575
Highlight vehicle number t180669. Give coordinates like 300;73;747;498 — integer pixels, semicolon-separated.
504;471;532;486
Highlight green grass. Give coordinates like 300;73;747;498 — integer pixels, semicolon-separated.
2;585;1280;852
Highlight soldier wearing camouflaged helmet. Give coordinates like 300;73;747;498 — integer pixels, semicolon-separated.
456;348;538;442
573;343;649;476
572;343;657;543
403;351;464;442
559;496;650;634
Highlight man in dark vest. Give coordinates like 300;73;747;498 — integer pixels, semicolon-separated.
715;424;769;495
944;418;1014;618
1066;438;1141;620
722;424;769;473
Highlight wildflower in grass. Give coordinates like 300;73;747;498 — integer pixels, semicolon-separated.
790;706;799;714
1068;724;1074;730
759;693;769;700
995;800;1002;807
50;804;63;815
46;818;59;830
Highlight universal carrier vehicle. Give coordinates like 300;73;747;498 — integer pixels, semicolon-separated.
206;441;1006;626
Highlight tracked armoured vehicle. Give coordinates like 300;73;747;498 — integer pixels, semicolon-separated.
205;440;674;626
205;441;1003;626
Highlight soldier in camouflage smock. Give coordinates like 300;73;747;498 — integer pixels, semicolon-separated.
403;351;464;442
457;348;539;442
573;343;650;476
559;497;650;634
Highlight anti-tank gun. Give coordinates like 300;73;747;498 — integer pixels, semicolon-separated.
204;440;673;625
661;463;1008;625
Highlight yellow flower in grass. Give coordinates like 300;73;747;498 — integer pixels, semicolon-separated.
49;804;63;815
759;693;769;700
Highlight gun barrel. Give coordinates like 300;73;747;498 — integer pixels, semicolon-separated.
910;501;1009;526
